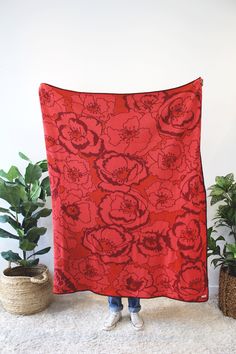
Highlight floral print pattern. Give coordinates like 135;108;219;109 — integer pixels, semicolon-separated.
157;92;201;136
72;93;115;121
94;151;148;192
56;112;104;156
39;77;208;301
98;190;149;230
82;225;134;264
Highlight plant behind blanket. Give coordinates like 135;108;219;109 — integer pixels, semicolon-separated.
207;173;236;276
0;152;52;267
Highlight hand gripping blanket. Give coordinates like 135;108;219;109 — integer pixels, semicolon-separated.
38;77;209;302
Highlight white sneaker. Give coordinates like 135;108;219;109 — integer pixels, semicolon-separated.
130;312;144;330
102;311;122;331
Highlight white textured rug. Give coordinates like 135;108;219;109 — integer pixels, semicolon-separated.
0;292;235;354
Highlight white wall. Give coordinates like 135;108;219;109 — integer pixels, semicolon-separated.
0;0;236;295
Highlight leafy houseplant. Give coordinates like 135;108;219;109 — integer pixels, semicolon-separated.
207;173;236;276
0;152;52;267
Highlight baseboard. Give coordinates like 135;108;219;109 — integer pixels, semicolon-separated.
209;285;218;296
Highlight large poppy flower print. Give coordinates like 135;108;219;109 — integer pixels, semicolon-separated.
113;264;155;297
146;180;183;212
39;85;65;110
54;268;78;293
55;112;104;156
94;151;148;192
45;156;64;221
74;256;109;290
169;212;205;260
174;261;208;301
151;266;177;296
124;92;165;115
53;227;81;262
59;194;97;232
184;139;200;170
157;92;201;136
98;190;149;230
42;120;65;154
103;112;158;155
82;225;134;264
133;221;172;266
147;141;186;179
72;94;115;121
180;172;206;212
39;87;55;107
60;156;96;197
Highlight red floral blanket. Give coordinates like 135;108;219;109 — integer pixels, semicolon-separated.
39;77;208;302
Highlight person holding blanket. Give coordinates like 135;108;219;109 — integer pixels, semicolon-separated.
103;296;144;331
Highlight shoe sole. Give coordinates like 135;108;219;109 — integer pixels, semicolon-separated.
130;319;144;331
102;315;122;331
132;325;144;331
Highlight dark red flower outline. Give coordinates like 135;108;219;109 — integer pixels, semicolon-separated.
157;91;201;136
82;225;134;264
55;112;104;156
98;190;149;230
94;150;148;192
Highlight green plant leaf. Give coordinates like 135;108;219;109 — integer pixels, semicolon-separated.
15;176;26;187
0;215;12;222
20;239;37;251
25;163;42;184
209;187;225;197
226;243;236;253
212;245;221;255
215;176;226;188
7;166;22;181
41;176;51;196
35;202;45;207
17;228;25;237
27;258;40;266
215;175;233;191
31;208;52;219
1;250;22;262
20;201;40;216
28;247;51;258
0;169;8;179
39;188;46;202
0;228;19;239
19;152;31;162
30;181;41;201
26;226;47;242
0;178;27;208
225;173;234;183
223;244;227;257
0;214;20;230
36;159;48;172
210;195;224;205
22;209;51;233
207;227;216;237
0;207;15;216
19;258;39;266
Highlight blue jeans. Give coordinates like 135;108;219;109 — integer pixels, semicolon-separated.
108;296;141;313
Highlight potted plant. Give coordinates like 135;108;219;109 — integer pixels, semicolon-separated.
207;172;236;318
0;152;53;315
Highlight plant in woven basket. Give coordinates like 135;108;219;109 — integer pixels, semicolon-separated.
0;152;52;267
207;173;236;276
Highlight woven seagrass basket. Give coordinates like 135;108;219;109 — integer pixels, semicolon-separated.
218;265;236;319
0;262;53;315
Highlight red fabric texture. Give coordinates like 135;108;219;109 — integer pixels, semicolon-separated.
39;77;209;302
